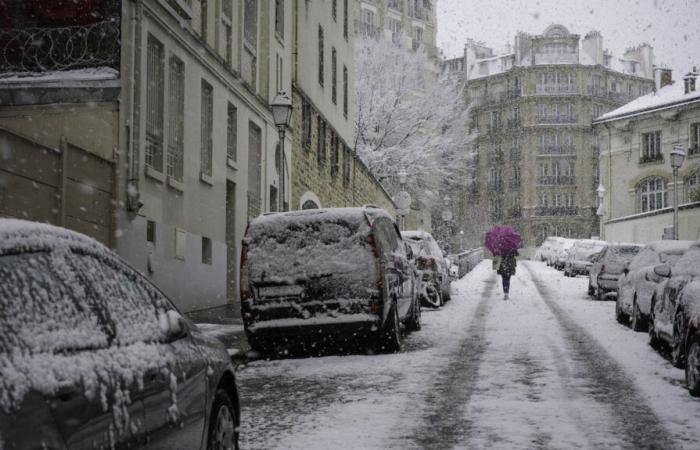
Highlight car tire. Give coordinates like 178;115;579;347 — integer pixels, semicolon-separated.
595;286;604;301
671;311;687;369
648;299;662;350
378;302;402;353
207;389;239;450
616;298;629;324
588;281;595;296
422;284;442;308
405;295;422;332
686;333;700;397
631;300;647;332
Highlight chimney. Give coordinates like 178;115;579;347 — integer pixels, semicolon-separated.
653;66;673;91
683;66;698;94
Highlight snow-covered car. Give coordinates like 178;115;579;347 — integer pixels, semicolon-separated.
616;240;694;331
0;219;240;450
681;282;700;397
536;236;563;264
563;239;608;277
402;230;451;307
240;207;421;355
553;238;577;270
647;241;700;368
588;243;642;300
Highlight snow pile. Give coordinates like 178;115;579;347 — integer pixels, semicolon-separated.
0;67;119;85
597;81;700;121
668;241;700;276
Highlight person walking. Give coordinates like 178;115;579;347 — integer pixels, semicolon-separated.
497;250;518;300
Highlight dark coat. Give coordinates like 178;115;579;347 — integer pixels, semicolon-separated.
498;252;518;276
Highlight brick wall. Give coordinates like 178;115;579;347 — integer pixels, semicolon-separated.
290;87;396;216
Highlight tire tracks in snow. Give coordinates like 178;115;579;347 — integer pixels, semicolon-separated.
523;262;679;450
402;274;498;449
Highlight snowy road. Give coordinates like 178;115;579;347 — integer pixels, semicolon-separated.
236;261;700;449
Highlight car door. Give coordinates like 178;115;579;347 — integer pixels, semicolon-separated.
390;223;414;319
68;250;208;449
373;219;411;319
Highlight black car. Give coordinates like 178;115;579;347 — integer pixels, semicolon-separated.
0;219;239;449
240;206;421;355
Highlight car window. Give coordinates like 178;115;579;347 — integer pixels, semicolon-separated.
629;248;658;269
69;251;173;346
0;251;109;355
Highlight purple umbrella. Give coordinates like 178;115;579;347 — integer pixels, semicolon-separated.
484;225;521;256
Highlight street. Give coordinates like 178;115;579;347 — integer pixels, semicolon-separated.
236;261;700;449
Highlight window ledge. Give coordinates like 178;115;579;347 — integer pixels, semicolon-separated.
227;157;238;170
145;166;165;183
167;176;185;192
638;158;664;166
200;171;214;186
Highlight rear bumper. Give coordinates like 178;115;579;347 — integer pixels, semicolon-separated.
245;314;381;341
597;275;620;291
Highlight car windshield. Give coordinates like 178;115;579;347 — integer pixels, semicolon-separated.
605;246;641;262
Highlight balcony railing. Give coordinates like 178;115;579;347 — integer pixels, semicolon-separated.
510;148;521;161
535;115;578;125
354;20;381;38
538;175;576;186
538;145;576;155
639;153;664;164
487;182;503;192
0;19;120;73
586;86;636;103
535;206;578;216
535;84;579;95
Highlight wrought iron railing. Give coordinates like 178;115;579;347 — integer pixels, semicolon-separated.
535;84;579;95
0;19;120;73
538;175;576;186
535;115;578;124
487;182;503;192
639;153;664;164
510;148;521;161
535;206;578;216
537;145;576;155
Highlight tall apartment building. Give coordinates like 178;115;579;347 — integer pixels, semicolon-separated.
443;25;656;249
355;0;438;59
289;0;397;213
0;0;293;317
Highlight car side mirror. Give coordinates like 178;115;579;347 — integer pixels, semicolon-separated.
653;264;671;278
160;310;189;342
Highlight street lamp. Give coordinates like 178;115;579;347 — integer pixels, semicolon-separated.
394;168;411;231
670;145;686;240
459;229;464;251
271;92;293;212
596;183;606;240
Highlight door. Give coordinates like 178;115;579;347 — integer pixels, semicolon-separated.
373;218;412;319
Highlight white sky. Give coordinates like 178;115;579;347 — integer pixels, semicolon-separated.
436;0;700;77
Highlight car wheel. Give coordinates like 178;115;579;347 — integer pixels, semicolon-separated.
588;281;595;296
686;333;700;397
422;284;442;308
631;300;647;332
595;286;604;301
405;295;422;332
671;311;687;369
648;299;662;350
378;302;402;353
207;389;239;450
616;298;629;324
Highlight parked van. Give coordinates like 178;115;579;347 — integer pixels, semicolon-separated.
240;207;421;355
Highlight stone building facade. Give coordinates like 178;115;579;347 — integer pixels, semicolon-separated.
443;25;656;250
593;69;700;243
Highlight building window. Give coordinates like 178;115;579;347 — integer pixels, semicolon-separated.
690;123;700;155
146;220;156;245
332;0;337;21
302;100;312;149
248;122;262;219
343;143;351;187
641;131;662;163
244;0;258;48
331;47;337;104
275;0;284;39
638;177;667;213
343;0;348;40
175;228;187;260
227;103;237;162
201;236;212;264
389;18;402;44
145;35;164;172
201;0;208;41
269;185;278;213
200;80;213;177
331;133;339;177
222;0;232;19
317;117;326;166
343;65;348;118
318;26;324;86
167;56;185;181
686;171;700;203
224;22;233;66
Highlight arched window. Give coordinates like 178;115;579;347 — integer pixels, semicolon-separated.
637;177;667;213
686;170;700;203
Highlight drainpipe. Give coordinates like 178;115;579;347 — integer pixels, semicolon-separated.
126;0;143;215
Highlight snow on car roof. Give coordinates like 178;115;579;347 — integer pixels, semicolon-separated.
250;206;393;229
645;240;695;254
401;230;435;240
0;218;107;256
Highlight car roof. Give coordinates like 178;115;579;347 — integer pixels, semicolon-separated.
249;206;394;230
401;230;435;241
644;240;696;254
0;218;107;256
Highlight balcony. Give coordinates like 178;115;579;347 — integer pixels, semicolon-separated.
0;19;121;73
535;206;578;216
537;145;576;155
510;148;521;161
538;175;576;186
487;182;503;193
535;84;579;95
409;7;431;21
639;153;664;165
586;86;636;104
535;115;578;125
354;20;381;38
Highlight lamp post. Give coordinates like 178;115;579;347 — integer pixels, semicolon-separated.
271;92;293;212
596;183;606;240
394;168;411;231
459;229;464;252
670;145;686;240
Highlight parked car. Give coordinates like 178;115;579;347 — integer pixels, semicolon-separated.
647;241;700;368
588;243;642;300
240;207;421;355
564;239;608;277
616;240;694;331
0;219;240;450
402;230;451;307
536;236;564;265
553;238;577;270
680;282;700;396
